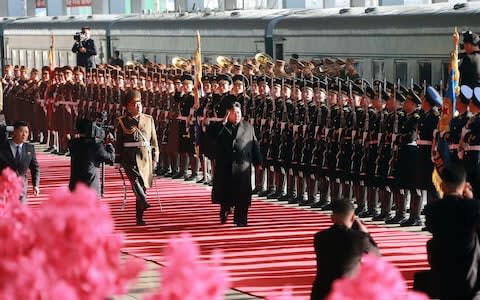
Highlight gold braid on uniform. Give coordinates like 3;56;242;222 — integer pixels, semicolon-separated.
117;116;139;135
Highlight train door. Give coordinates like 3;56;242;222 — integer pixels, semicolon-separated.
275;43;284;61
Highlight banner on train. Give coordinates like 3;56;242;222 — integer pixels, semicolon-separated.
36;0;92;8
66;0;92;7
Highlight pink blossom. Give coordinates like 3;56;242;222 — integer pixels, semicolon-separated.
0;183;144;300
327;254;428;300
145;233;230;300
0;167;23;205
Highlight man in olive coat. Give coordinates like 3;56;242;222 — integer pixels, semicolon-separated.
115;89;159;225
212;102;261;227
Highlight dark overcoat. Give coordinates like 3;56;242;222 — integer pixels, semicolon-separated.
211;120;261;206
68;137;115;195
424;196;480;299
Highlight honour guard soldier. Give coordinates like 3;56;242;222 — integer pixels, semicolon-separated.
372;88;396;221
176;74;199;181
445;86;472;162
462;87;480;197
278;79;296;201
405;87;442;226
115;89;159;225
357;85;382;217
387;90;420;225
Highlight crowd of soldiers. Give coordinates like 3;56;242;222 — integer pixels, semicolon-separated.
2;54;480;228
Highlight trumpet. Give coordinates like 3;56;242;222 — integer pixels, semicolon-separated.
216;56;232;68
172;56;190;71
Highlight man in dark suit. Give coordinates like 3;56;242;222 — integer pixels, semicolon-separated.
71;26;97;69
68;118;115;196
414;163;480;299
212;101;262;227
0;121;40;203
311;199;379;300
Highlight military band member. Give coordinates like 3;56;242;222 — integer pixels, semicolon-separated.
115;89;159;225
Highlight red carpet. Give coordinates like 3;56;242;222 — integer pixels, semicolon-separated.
27;153;430;299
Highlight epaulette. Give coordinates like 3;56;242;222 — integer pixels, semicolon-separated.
413;113;421;119
433;110;440;117
398;111;405;117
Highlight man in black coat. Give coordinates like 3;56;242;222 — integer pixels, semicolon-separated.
212;101;261;227
0;121;40;203
459;30;480;87
414;163;480;299
71;26;97;69
68;118;115;196
311;199;379;300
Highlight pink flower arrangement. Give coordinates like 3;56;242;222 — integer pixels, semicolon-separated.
0;178;144;300
0;168;23;206
327;254;428;300
145;233;230;300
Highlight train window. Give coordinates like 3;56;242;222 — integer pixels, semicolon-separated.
418;61;432;85
11;50;18;66
372;60;384;80
42;51;49;67
275;44;284;60
19;50;26;66
68;52;76;66
395;61;408;86
27;51;34;68
353;60;364;78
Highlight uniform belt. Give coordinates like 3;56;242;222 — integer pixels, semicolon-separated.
449;144;460;150
464;145;480;151
124;141;150;147
209;117;223;122
407;141;417;146
177;116;189;121
416;140;433;146
368;140;378;145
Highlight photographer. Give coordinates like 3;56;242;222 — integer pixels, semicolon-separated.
310;199;379;300
68;118;114;196
71;26;97;69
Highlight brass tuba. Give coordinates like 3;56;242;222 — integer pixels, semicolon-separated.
216;56;232;68
172;56;190;70
254;52;273;66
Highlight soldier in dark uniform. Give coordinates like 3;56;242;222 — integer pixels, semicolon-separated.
254;76;273;196
404;87;442;226
445;85;472;163
115;89;159;225
264;77;283;199
278;79;295;201
387;90;420;225
372;88;396;221
176;74;198;181
165;75;182;178
462;87;480;198
356;85;382;217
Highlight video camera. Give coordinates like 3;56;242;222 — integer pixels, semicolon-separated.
73;31;86;42
0;114;14;143
76;112;114;143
